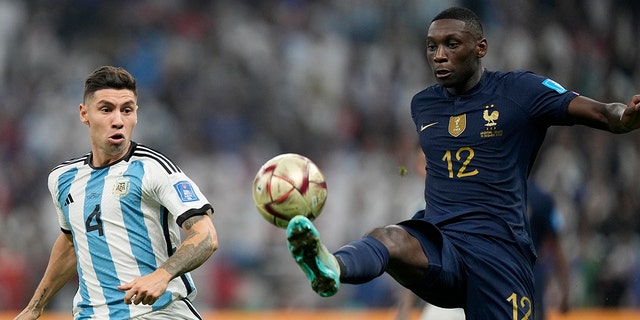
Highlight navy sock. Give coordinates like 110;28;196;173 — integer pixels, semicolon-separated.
334;236;389;284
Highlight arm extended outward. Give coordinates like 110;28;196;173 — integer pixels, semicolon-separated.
568;94;640;133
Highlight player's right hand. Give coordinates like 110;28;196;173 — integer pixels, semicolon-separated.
118;269;171;305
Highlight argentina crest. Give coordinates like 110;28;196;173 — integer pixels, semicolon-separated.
112;177;130;198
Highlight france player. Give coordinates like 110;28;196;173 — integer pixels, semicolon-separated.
15;66;218;319
286;7;640;320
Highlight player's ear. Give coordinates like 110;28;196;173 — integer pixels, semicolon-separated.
476;38;487;58
79;104;89;125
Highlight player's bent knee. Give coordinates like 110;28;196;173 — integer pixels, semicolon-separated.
366;225;430;286
365;225;415;257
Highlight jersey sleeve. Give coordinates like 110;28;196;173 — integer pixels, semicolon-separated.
48;170;72;233
151;167;213;227
508;71;579;126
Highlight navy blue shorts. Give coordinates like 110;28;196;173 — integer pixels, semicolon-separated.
398;219;536;320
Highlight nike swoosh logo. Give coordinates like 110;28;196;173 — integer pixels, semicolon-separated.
420;122;438;131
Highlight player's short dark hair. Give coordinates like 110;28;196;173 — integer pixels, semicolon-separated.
83;66;137;102
432;7;484;39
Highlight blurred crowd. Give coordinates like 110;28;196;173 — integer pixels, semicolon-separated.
0;0;639;313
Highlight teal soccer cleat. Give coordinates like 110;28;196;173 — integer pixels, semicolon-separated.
287;215;340;297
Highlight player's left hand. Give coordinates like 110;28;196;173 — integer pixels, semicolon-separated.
12;308;41;320
622;94;640;130
117;269;172;305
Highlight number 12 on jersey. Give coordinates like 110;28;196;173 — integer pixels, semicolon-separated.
441;147;479;178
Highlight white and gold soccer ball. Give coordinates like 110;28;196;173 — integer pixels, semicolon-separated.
252;153;327;228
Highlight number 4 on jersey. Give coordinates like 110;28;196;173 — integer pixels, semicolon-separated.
85;204;104;236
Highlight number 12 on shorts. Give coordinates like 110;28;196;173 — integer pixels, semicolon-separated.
507;292;532;320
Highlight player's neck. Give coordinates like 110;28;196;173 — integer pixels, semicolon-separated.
90;141;132;168
447;67;484;96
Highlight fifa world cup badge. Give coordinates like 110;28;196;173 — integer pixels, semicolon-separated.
174;181;199;202
448;114;466;137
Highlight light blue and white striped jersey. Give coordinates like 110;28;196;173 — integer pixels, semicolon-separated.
48;142;213;319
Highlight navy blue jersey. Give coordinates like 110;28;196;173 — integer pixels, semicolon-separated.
411;70;577;241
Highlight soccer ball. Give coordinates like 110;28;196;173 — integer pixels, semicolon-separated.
252;153;327;228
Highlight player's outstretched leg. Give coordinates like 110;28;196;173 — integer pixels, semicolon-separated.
286;215;340;297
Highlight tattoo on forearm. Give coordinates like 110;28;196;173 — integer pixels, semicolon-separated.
182;215;204;230
28;288;46;311
161;215;213;277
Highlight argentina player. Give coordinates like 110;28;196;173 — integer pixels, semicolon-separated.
15;66;217;320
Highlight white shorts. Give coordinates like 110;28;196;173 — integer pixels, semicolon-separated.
132;298;203;320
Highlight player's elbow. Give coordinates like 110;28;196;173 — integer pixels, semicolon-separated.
203;228;219;258
207;235;218;257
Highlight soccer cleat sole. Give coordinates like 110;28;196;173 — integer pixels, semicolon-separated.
287;216;339;297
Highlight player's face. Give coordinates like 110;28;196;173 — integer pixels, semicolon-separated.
80;88;138;166
426;19;486;95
